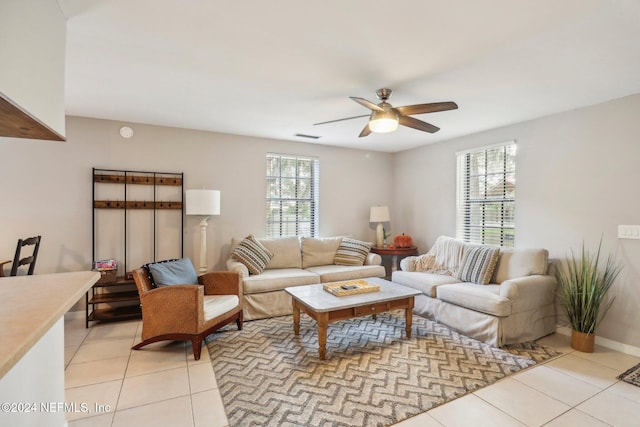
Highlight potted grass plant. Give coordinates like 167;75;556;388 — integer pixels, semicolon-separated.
557;239;622;352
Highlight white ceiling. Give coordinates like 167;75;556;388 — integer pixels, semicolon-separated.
59;0;640;153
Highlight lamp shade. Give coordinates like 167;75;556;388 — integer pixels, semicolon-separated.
186;189;220;216
368;110;398;133
369;206;390;223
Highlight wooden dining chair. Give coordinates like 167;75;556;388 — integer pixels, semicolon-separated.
9;236;41;276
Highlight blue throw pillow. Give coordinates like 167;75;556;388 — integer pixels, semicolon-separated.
147;257;198;287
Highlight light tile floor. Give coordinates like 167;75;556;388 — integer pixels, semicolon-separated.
64;314;640;426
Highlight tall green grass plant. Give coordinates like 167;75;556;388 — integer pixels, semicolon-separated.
558;239;622;335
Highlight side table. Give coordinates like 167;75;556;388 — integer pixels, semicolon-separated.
370;246;418;280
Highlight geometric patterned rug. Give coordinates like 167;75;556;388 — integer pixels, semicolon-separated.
618;363;640;387
206;311;559;427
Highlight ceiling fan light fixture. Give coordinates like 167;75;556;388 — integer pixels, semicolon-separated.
368;110;398;133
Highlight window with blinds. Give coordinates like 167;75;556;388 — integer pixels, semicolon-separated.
266;153;319;238
456;142;516;247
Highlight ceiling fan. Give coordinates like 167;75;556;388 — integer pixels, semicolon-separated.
314;88;458;137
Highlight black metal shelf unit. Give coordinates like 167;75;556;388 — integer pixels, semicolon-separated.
86;168;184;327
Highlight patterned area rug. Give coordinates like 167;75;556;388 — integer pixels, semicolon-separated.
618;363;640;387
206;312;558;427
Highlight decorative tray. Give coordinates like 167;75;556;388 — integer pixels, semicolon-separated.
323;279;380;296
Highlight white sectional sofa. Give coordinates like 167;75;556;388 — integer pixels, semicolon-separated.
227;236;385;320
392;236;557;347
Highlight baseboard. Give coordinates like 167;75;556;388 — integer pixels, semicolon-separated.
556;325;640;357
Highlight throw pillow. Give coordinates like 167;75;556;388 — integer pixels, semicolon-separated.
147;257;198;287
455;245;500;285
231;234;274;275
334;238;371;266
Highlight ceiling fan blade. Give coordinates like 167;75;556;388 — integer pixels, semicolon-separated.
399;115;440;133
393;101;458;116
313;114;370;126
350;97;384;112
358;123;372;138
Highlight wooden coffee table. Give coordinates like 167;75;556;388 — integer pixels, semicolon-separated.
285;277;421;360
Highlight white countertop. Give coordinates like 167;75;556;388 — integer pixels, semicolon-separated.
0;271;100;378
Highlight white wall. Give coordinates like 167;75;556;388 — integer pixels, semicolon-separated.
393;93;640;348
0;116;393;282
0;0;66;135
3;95;639;348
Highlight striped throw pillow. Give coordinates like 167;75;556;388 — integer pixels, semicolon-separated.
231;234;274;275
455;245;500;285
334;238;371;266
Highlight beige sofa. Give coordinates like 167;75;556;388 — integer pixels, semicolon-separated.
391;236;557;347
226;236;386;320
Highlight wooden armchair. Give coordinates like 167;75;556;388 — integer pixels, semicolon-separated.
131;268;243;360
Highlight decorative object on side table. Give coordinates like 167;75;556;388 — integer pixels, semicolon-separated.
393;233;413;248
370;206;390;247
557;238;622;352
383;228;391;246
186;189;221;274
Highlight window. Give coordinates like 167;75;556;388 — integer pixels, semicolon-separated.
456;142;516;247
266;153;319;238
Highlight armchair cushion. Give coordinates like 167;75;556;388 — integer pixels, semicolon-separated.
148;257;198;287
203;295;240;320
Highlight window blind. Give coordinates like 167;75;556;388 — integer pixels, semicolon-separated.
456;142;516;247
265;153;319;238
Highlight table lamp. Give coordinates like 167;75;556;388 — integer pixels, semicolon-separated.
186;189;220;274
370;206;390;247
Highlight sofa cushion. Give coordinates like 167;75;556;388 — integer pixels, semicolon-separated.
147;257;198;287
491;248;549;283
242;268;320;294
305;264;385;283
391;270;461;297
455;245;500;285
334;238;371;266
258;236;302;269
436;283;512;317
301;236;342;268
231;234;274;275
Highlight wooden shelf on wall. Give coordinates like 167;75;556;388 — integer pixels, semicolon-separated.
0;92;65;141
93;200;182;209
93;174;182;186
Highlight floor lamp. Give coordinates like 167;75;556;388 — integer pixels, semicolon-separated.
186;189;220;274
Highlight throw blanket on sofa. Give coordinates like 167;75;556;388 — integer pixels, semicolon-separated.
412;236;465;275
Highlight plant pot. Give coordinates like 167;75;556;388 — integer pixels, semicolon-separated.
571;330;595;353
